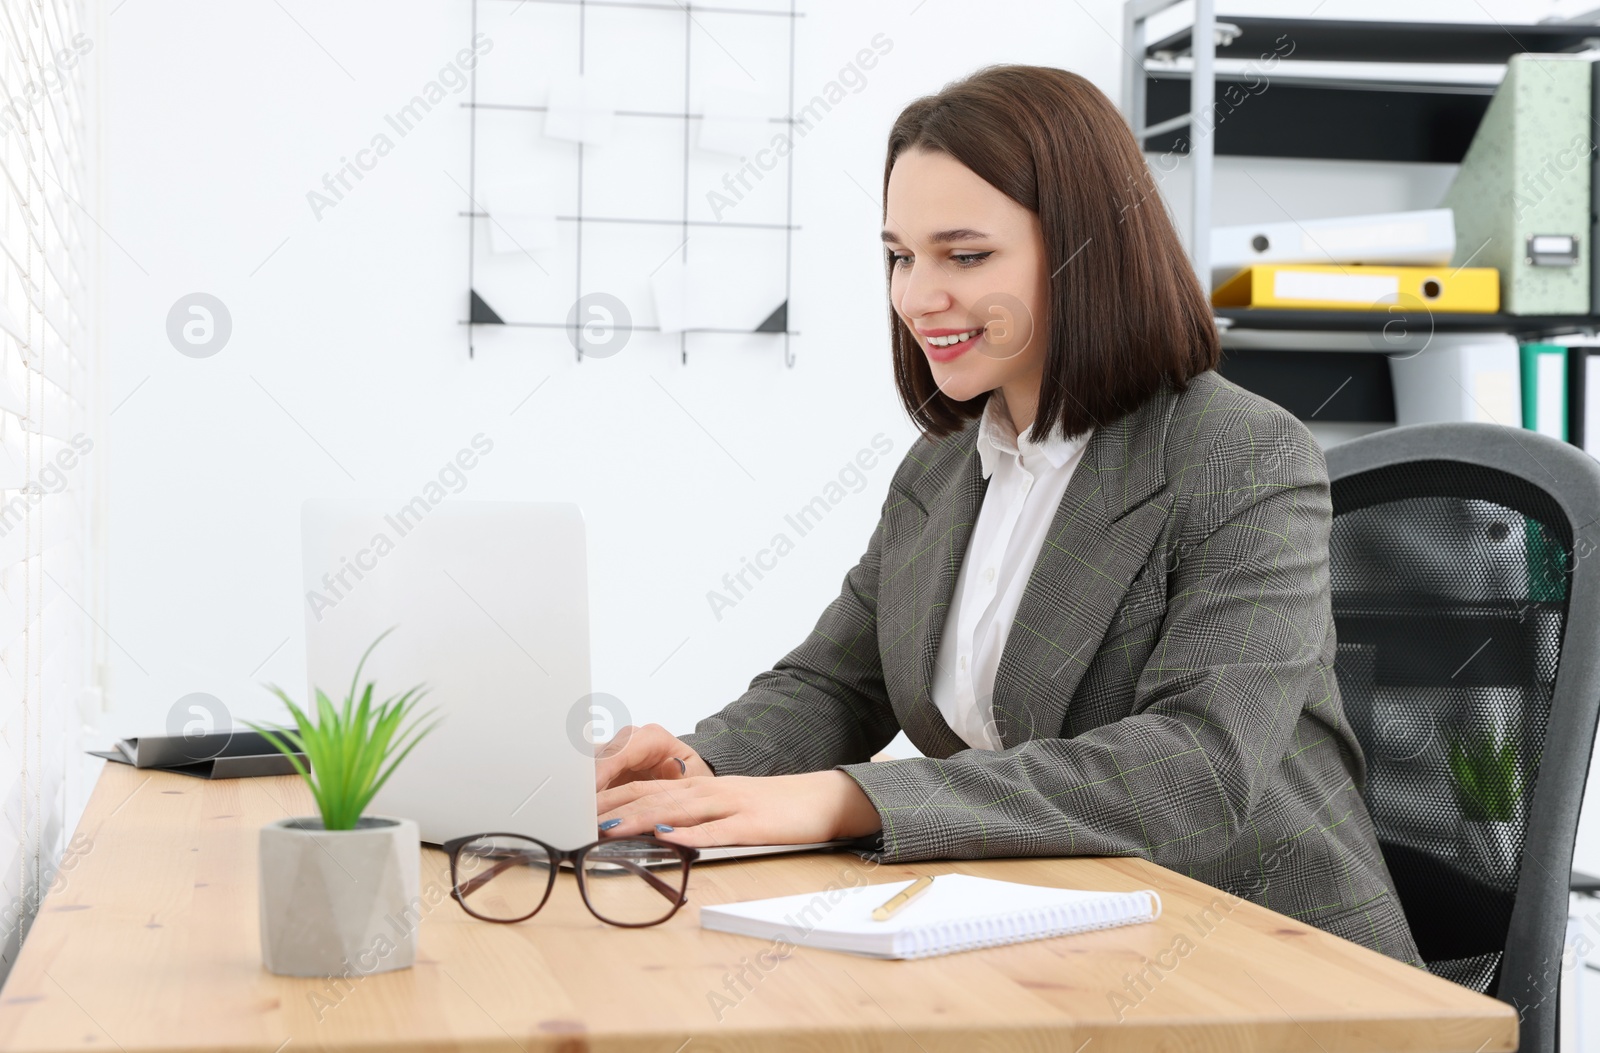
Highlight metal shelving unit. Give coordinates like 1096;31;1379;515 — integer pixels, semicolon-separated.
1123;0;1220;294
1120;2;1600;338
1148;14;1600;64
1120;2;1600;424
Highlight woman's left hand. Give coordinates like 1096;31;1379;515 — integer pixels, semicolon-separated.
596;770;882;847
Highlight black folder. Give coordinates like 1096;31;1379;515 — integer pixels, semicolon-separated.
1568;344;1600;456
88;729;308;780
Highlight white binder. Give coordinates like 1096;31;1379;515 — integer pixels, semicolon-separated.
1211;208;1456;288
1387;333;1522;428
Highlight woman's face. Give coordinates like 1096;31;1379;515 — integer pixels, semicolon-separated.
883;145;1050;413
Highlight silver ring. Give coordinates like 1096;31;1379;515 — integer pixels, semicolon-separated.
672;756;688;775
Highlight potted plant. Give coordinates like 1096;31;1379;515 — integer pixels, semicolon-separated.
248;629;440;978
1447;727;1526;886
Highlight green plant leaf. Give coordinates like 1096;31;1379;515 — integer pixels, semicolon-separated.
1446;728;1524;823
244;705;315;789
365;712;445;811
253;629;438;831
348;686;423;808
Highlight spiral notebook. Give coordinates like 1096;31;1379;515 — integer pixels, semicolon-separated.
699;874;1161;960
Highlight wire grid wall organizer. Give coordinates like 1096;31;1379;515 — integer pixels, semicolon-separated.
0;0;99;984
462;0;803;365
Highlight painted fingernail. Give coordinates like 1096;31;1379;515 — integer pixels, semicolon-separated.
599;818;622;831
655;824;674;833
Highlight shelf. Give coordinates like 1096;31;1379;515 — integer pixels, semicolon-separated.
1144;75;1487;163
1217;347;1394;423
1214;309;1600;340
467;290;795;338
461;321;801;336
1137;15;1600;162
1145;16;1600;64
1123;4;1600;426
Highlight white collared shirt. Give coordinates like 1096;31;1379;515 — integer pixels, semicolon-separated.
930;394;1094;751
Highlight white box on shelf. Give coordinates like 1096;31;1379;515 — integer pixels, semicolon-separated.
1387;334;1521;428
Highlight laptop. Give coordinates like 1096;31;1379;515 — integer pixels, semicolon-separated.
300;499;849;862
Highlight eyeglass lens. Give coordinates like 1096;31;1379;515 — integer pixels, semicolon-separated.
579;838;690;926
453;835;556;921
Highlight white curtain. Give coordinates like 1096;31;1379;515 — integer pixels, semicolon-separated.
0;0;103;983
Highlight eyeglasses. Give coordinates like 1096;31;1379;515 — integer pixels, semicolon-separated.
441;833;700;928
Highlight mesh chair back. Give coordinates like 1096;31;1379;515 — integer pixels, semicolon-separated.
1327;422;1600;1053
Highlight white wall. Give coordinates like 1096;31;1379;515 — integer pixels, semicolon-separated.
102;0;1140;754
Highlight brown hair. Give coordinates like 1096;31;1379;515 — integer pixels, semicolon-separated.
884;64;1219;443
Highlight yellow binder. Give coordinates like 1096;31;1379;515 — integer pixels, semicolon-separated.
1211;263;1500;312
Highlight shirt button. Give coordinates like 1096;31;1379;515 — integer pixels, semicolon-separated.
1022;477;1033;492
985;566;996;583
959;655;968;672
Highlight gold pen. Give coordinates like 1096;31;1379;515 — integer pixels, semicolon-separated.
871;875;934;921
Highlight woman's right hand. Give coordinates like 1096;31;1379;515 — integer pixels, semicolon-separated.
594;723;713;790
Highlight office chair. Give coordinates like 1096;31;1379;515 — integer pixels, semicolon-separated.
1326;421;1600;1053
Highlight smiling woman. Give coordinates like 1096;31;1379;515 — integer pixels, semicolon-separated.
594;63;1422;969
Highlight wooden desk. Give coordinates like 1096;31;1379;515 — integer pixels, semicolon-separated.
0;762;1517;1052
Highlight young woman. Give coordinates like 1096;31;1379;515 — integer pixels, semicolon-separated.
595;64;1419;965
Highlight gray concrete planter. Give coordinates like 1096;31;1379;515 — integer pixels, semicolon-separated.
259;815;420;977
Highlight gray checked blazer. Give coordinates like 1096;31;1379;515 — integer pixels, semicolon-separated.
682;370;1421;966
